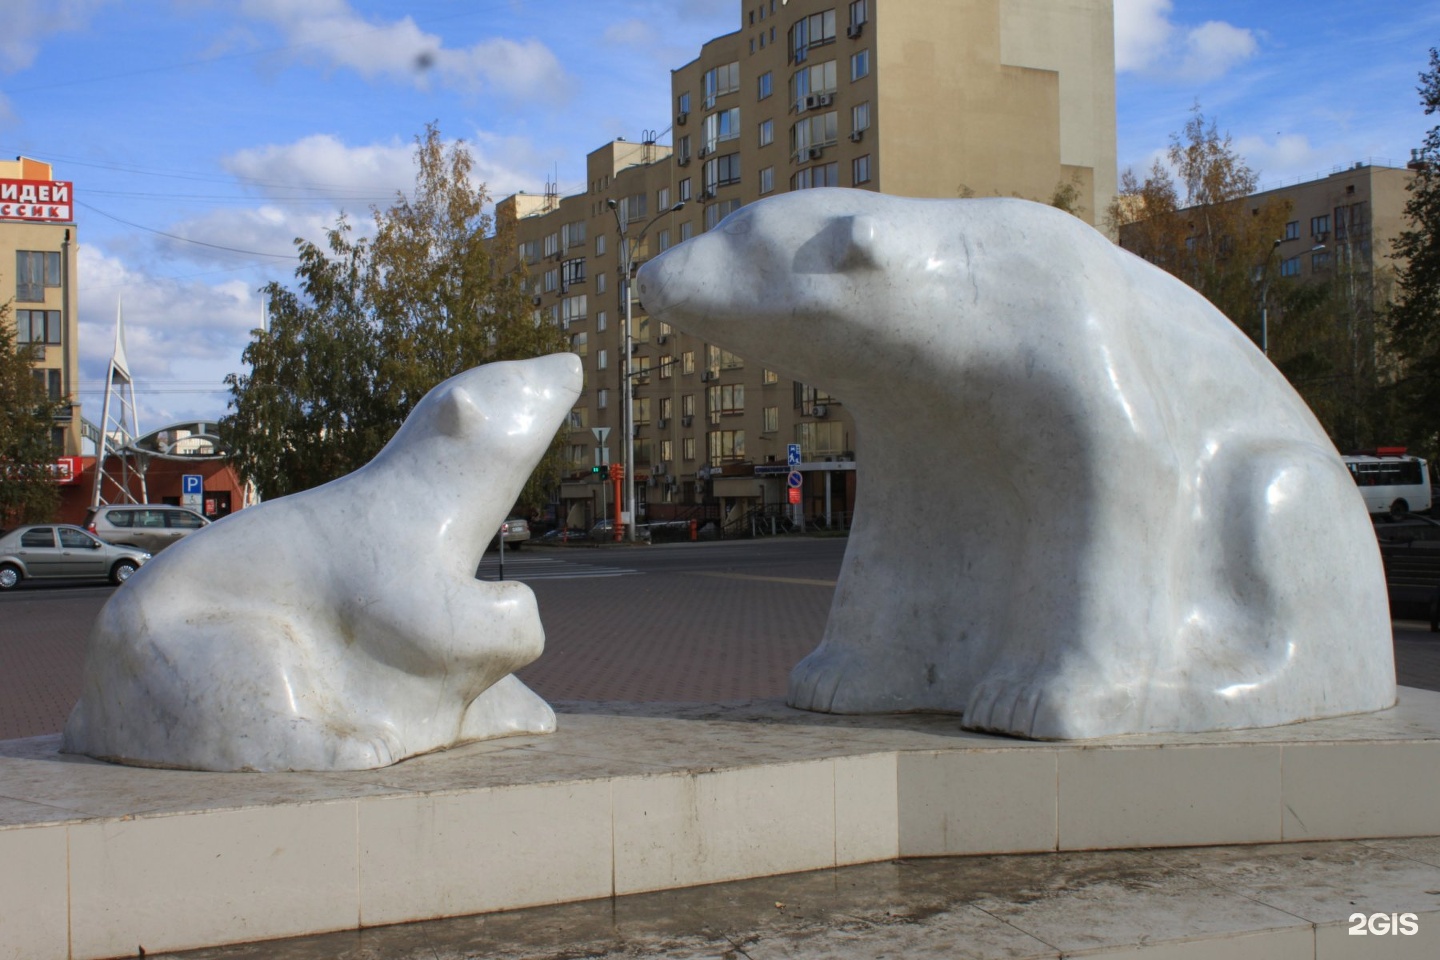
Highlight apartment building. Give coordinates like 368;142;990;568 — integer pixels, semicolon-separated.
0;156;83;459
499;0;1116;531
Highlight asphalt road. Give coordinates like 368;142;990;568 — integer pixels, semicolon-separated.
3;535;1439;740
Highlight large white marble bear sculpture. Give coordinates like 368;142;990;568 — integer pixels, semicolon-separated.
637;189;1395;739
62;354;582;771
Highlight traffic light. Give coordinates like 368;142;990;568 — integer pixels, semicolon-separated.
590;464;607;476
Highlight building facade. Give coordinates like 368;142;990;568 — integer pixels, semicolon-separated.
0;156;82;457
499;0;1117;532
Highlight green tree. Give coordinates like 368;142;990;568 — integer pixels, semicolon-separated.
223;124;568;504
1390;47;1440;460
1107;108;1293;334
0;301;61;526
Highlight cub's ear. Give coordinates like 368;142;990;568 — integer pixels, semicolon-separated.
432;385;487;437
838;214;881;270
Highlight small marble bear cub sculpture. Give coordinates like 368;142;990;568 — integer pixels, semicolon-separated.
637;189;1394;740
63;354;582;771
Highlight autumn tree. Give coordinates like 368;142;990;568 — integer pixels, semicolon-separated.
0;300;61;526
223;124;568;504
1390;47;1440;459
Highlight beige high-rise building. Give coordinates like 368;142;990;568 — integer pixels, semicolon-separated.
499;0;1116;532
0;156;83;459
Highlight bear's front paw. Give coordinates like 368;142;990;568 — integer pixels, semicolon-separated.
964;675;1139;740
788;646;921;714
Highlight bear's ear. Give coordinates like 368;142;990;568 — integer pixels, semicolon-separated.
432;385;487;438
838;215;881;270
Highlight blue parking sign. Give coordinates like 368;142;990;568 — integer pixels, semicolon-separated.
787;444;801;466
182;474;203;495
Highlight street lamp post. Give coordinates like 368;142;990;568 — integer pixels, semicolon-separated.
608;198;684;542
1258;237;1283;356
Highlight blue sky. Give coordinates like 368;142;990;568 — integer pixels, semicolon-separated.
1;0;1436;431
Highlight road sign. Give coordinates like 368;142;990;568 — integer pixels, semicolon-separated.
787;444;801;466
787;471;803;488
592;427;611;444
788;487;801;505
182;475;203;495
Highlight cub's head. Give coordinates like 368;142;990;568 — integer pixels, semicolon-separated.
386;353;583;469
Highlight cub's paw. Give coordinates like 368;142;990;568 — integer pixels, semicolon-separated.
788;646;918;714
326;727;406;770
963;674;1139;740
460;674;557;741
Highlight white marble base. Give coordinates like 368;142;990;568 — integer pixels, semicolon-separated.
5;689;1440;959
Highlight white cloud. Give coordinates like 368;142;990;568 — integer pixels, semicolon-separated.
1235;133;1329;185
0;0;109;73
223;134;416;203
603;19;661;49
237;0;572;101
1114;0;1257;81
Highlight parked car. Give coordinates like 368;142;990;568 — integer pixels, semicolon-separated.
84;504;210;554
588;519;651;542
0;524;150;590
489;517;530;550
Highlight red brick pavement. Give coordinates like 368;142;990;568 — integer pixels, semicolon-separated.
0;590;107;739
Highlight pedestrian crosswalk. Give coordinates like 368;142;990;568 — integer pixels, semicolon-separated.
474;554;642;581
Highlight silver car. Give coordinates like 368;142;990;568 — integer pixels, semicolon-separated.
84;504;210;554
0;524;150;589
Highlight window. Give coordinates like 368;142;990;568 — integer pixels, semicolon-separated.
596;234;606;256
679;177;692;202
1279;256;1301;277
658;187;671;210
657;229;671;252
852;101;870;132
708;383;745;417
760;166;775;194
707;345;744;370
33;368;62;400
763;368;779;384
708;430;745;464
677;134;692;164
682;351;696;375
684;437;696;461
795;420;845;457
543;268;558;293
758;71;773;99
635;396;652;423
680;221;693;242
660;354;674;379
570;331;588;355
789;59;837;110
660;439;674;463
634;356;653;383
703;153;742;194
660;397;673;420
705;198;741;230
682;393;696;418
849;0;867;30
759;119;774;147
678;92;691;116
850;49;870;80
519;239;539;265
1312;250;1332;271
792;162;840;190
617;192;648;223
20;528;54;548
562;220;586;248
703;107;742;153
569;409;589;429
597;388;609;409
597;349;608;370
543;233;559;258
1283;221;1299;241
852;155;871;184
764;406;779;434
568;443;587;465
562;295;587;325
16;309;61;345
703;61;740;107
789;9;836;63
561;258;586;287
597;310;607;332
1311;214;1331;237
791;111;838;158
596;271;607;294
15;251;60;302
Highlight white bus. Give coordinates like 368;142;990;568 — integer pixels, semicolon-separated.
1342;454;1432;519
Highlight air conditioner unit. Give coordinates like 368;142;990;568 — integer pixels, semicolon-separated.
682;415;694;427
699;146;711;158
847;23;864;38
700;189;716;201
808;147;823;160
804;95;819;110
849;130;864;142
656;334;667;344
654;463;666;475
677;112;688;125
812;404;828;418
532;296;542;306
817;93;833;107
701;370;716;381
678;156;691;167
657;418;667;429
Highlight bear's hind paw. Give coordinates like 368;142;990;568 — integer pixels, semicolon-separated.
963;676;1139;740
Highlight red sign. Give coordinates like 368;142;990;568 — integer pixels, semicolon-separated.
788;487;801;505
0;179;73;222
53;456;81;484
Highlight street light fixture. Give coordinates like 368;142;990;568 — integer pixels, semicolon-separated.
1258;237;1283;356
607;198;685;542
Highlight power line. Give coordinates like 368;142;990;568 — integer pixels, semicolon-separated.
77;201;300;260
